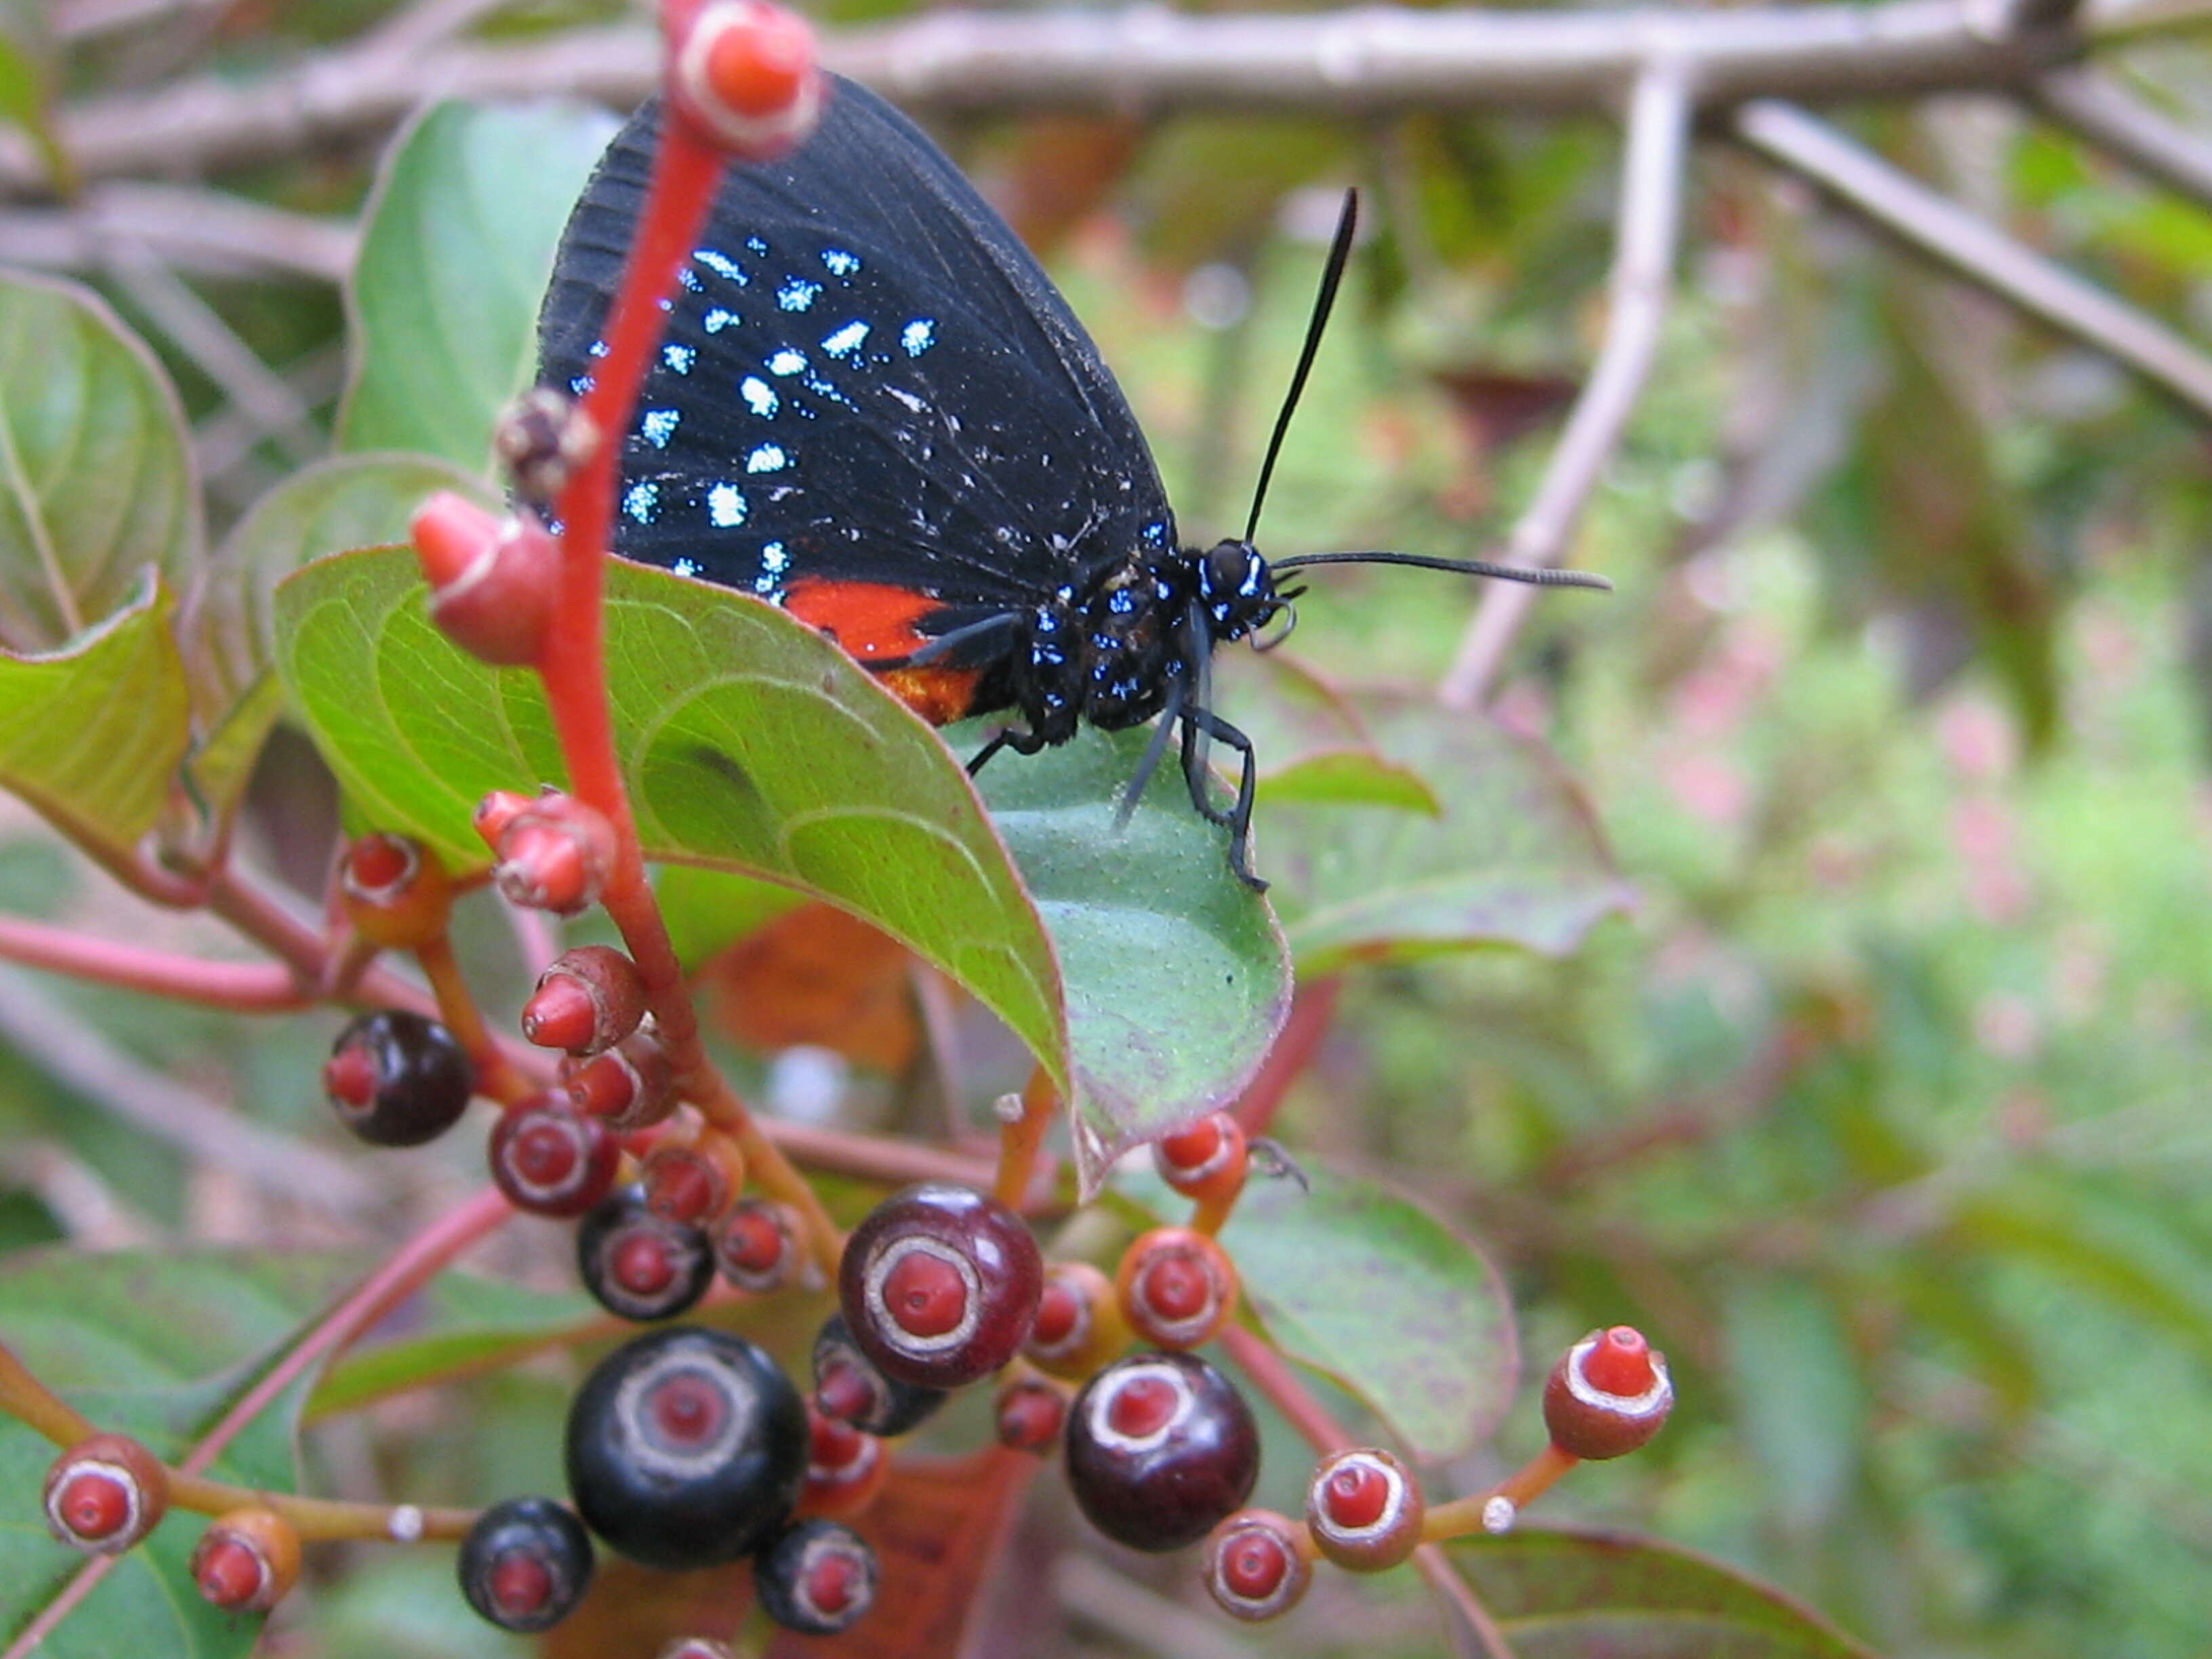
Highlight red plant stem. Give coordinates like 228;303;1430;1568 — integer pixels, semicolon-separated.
993;1066;1055;1209
0;916;312;1010
176;1185;514;1481
1218;1323;1348;1455
413;933;531;1105
1231;973;1340;1136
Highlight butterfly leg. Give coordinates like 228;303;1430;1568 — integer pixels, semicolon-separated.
1180;708;1266;892
967;725;1048;777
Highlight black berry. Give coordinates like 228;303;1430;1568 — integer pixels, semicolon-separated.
565;1326;806;1570
1065;1351;1260;1553
836;1182;1042;1390
324;1010;474;1147
577;1187;714;1322
457;1496;594;1633
811;1312;947;1437
752;1518;878;1635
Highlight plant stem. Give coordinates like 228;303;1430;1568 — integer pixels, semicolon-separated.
993;1067;1055;1209
414;933;531;1104
0;916;313;1010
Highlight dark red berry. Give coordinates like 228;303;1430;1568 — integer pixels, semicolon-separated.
190;1508;299;1611
643;1141;737;1226
716;1198;802;1293
1115;1227;1237;1349
1305;1447;1424;1571
42;1434;167;1553
1154;1113;1248;1206
561;1031;677;1130
838;1183;1042;1390
1065;1351;1260;1552
1204;1509;1312;1621
1023;1261;1127;1379
1542;1326;1673;1460
457;1496;594;1633
993;1378;1065;1453
811;1313;947;1437
324;1010;474;1148
489;1097;621;1216
565;1326;807;1570
577;1187;715;1322
798;1406;886;1519
523;945;647;1056
415;499;558;666
752;1518;876;1637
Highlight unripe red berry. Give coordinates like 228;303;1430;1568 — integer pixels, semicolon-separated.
993;1377;1065;1454
752;1517;877;1636
340;833;454;949
493;794;617;916
474;789;533;850
715;1197;802;1294
642;1136;741;1225
1153;1113;1248;1206
493;387;596;511
1023;1261;1128;1380
561;1030;678;1131
42;1434;167;1554
797;1406;887;1518
524;945;647;1055
838;1183;1043;1390
1115;1227;1238;1350
1542;1326;1674;1460
1204;1509;1312;1622
488;1097;621;1216
412;495;558;667
1304;1447;1424;1572
190;1507;300;1612
669;0;822;159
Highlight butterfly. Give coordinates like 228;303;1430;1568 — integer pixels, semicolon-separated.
537;74;1605;888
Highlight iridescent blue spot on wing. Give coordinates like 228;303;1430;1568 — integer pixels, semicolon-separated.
746;443;787;474
663;343;695;374
695;248;747;284
569;374;593;395
777;276;821;312
624;481;659;524
745;236;767;255
673;556;700;577
822;320;869;359
703;307;737;333
707;483;747;527
766;348;806;377
678;267;701;291
640;408;680;449
740;376;778;418
901;319;935;357
822;248;861;276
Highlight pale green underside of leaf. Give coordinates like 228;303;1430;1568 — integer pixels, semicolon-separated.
0;272;199;655
336;100;619;470
0;575;192;861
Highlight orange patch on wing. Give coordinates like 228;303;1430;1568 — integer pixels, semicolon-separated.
786;578;984;726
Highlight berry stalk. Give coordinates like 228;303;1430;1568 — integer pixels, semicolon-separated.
993;1067;1056;1209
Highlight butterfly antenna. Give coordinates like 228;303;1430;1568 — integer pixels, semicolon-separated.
1269;550;1614;590
1242;188;1360;545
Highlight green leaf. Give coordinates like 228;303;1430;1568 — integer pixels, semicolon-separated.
0;273;200;653
1447;1528;1880;1659
337;101;619;469
309;1270;600;1419
1722;1277;1864;1534
0;1249;363;1657
274;548;1287;1191
657;864;808;969
0;575;193;860
180;453;487;818
1261;691;1633;972
0;7;66;190
1262;745;1441;813
1128;1160;1516;1460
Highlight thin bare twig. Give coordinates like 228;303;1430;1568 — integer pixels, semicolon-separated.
0;968;381;1216
2030;67;2212;212
0;3;2088;194
0;184;356;283
1734;99;2212;420
1439;60;1692;709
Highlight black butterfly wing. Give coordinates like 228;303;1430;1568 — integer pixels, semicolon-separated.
537;77;1176;647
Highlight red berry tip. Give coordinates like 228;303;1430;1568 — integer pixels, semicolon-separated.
487;1550;554;1620
473;790;533;850
426;511;558;666
1103;1372;1181;1441
1153;1113;1248;1203
322;1043;377;1108
1117;1227;1237;1349
670;1;822;158
43;1434;169;1555
808;1411;869;1473
409;491;501;591
560;1031;676;1130
1582;1325;1656;1397
1205;1510;1311;1622
521;974;598;1052
813;1359;875;1425
190;1509;299;1612
643;1147;729;1225
344;831;415;895
994;1378;1066;1454
716;1199;800;1292
879;1245;970;1339
528;946;647;1056
1542;1328;1675;1460
1304;1448;1423;1572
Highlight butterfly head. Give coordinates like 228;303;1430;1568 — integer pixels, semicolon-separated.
1195;539;1288;645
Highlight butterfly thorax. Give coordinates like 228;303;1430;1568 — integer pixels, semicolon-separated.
1002;539;1284;745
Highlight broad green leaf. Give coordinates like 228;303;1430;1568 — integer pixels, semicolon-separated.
1262;745;1441;813
1447;1528;1880;1659
274;548;1286;1191
1261;691;1633;972
658;864;808;969
309;1270;600;1419
0;1249;362;1658
0;274;199;653
180;453;487;817
1722;1277;1864;1534
1126;1160;1516;1460
964;719;1290;1187
337;101;618;468
0;575;192;860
